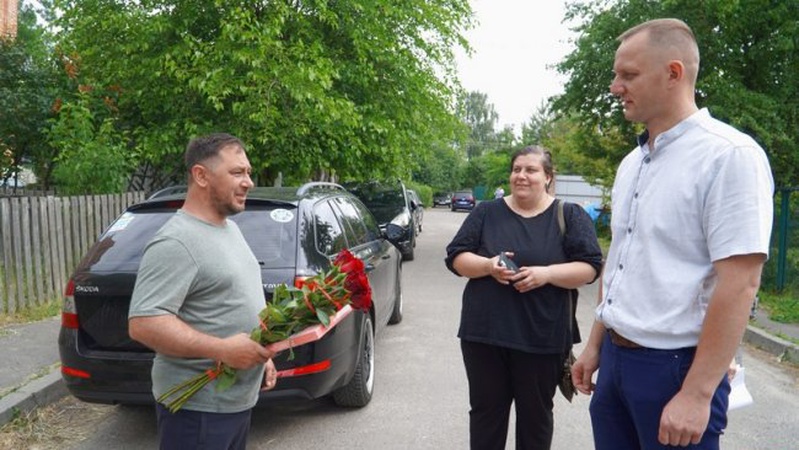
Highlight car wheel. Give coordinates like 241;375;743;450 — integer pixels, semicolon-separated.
388;265;403;325
402;235;415;261
333;314;375;407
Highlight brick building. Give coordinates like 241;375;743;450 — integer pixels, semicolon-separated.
0;0;18;39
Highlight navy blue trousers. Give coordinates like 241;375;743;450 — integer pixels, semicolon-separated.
590;333;730;450
461;340;562;450
156;403;252;450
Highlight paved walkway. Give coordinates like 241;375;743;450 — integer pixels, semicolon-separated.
0;309;797;427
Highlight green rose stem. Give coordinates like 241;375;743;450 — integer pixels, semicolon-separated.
158;364;227;413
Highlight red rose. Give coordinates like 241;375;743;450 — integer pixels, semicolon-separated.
334;249;364;274
345;271;372;311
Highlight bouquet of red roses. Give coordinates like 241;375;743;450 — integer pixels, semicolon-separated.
157;249;372;413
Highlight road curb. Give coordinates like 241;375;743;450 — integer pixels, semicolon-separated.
0;370;66;427
743;324;799;365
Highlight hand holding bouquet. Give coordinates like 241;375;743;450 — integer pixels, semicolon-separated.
158;249;372;413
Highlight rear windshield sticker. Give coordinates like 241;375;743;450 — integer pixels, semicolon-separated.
107;212;135;233
270;209;294;223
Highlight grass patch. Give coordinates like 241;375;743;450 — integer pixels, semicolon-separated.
758;290;799;324
0;396;113;449
0;301;60;328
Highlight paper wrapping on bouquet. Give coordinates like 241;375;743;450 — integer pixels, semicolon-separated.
265;305;353;353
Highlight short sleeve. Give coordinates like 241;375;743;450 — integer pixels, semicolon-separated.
563;202;604;281
444;203;488;276
705;145;774;261
129;237;198;318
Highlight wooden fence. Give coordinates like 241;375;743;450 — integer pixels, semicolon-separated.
0;192;145;313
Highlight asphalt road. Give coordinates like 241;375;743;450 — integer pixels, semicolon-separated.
65;207;799;449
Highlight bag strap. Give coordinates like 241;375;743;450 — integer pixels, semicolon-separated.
557;199;574;344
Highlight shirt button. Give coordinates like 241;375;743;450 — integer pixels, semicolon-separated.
627;227;632;234
619;264;624;270
607;299;613;305
634;192;639;198
644;157;651;163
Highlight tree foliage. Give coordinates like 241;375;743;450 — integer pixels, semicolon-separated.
553;0;799;187
0;2;59;186
51;0;474;189
456;90;499;160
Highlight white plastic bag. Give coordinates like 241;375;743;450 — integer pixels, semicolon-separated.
728;364;754;411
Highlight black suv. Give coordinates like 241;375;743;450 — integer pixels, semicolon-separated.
345;180;418;261
59;183;405;408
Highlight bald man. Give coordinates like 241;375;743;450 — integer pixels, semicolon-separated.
571;19;773;449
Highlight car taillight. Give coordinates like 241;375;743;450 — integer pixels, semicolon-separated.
62;279;79;329
62;365;91;379
276;359;332;378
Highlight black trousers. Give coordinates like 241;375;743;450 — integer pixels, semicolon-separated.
461;340;562;450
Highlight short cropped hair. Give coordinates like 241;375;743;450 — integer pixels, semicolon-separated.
618;18;700;84
184;133;245;175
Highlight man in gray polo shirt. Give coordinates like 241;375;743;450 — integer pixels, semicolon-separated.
129;133;276;449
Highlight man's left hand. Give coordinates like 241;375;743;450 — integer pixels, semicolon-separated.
658;391;710;446
261;359;277;391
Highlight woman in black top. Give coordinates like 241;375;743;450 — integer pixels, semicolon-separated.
445;146;603;450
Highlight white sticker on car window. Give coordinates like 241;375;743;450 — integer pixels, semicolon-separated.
270;209;294;223
107;212;135;233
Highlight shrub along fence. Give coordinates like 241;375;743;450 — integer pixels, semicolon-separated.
0;192;145;314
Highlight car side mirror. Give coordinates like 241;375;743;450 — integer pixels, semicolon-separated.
384;223;405;242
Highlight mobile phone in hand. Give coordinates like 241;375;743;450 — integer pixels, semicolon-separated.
498;253;520;273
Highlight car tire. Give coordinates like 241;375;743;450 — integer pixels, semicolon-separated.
388;265;403;325
402;237;415;261
333;314;375;407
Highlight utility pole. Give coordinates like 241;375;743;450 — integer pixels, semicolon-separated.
0;0;18;40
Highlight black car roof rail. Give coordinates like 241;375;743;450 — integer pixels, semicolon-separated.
296;182;345;196
147;185;188;199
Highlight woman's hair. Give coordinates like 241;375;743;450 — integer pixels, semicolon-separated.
510;145;555;193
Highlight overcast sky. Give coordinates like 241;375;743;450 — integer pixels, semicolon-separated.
454;1;576;134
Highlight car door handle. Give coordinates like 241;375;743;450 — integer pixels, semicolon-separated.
365;264;376;272
381;254;390;260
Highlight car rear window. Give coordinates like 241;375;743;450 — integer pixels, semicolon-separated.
234;207;298;268
80;205;298;273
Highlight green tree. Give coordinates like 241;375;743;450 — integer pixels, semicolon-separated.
0;1;59;187
47;93;133;194
53;0;474;189
456;90;499;160
553;0;799;187
411;140;467;194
